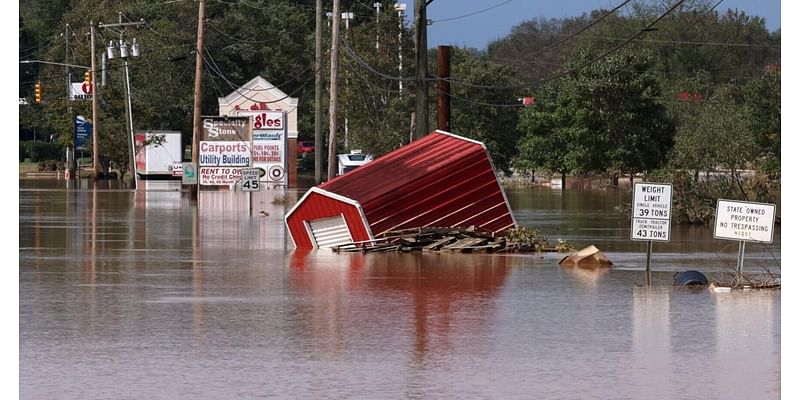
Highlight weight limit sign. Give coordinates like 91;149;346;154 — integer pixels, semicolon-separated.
630;182;672;242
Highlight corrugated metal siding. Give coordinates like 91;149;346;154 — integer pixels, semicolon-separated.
286;192;370;248
319;131;515;237
308;215;352;248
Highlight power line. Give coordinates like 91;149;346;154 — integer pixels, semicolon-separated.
430;0;514;24
342;0;691;93
535;0;632;53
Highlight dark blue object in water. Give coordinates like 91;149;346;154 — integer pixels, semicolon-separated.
673;270;709;287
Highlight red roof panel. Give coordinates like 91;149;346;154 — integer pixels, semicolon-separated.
318;131;516;236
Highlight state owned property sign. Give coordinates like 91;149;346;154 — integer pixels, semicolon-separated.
714;199;776;243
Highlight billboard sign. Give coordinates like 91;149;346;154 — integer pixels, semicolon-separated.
70;82;92;101
235;110;287;185
199;116;251;186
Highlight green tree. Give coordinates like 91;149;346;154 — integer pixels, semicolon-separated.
743;68;780;178
516;48;674;182
445;47;523;175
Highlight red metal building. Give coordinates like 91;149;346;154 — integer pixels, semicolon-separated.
285;130;517;249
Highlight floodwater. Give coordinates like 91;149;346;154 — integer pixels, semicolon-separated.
19;178;780;399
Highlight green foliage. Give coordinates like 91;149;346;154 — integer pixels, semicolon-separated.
25;141;64;162
338;5;417;156
20;142;28;161
516;48;674;177
37;160;64;172
506;226;573;252
446;47;523;175
670;84;756;177
743;70;780;178
646;168;779;225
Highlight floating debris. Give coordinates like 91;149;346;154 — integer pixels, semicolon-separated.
673;270;709;287
558;245;613;268
707;269;781;291
332;226;572;254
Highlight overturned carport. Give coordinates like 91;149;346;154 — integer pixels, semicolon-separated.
285;130;517;249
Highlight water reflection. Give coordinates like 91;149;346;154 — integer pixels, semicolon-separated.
287;251;509;362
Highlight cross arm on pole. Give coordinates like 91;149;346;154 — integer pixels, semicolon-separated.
20;60;90;69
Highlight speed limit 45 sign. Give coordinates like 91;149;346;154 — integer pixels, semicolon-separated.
240;168;261;192
631;182;672;241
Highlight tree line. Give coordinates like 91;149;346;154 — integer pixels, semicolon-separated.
19;0;779;222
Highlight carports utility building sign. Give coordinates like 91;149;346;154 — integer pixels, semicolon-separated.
631;182;672;241
199;116;251;186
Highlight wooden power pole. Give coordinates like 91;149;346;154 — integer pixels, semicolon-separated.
414;0;428;140
90;23;100;179
436;45;450;132
314;0;323;184
327;0;341;180
191;0;206;199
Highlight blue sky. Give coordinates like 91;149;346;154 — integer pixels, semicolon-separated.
404;0;781;50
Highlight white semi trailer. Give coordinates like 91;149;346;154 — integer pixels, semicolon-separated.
134;131;183;179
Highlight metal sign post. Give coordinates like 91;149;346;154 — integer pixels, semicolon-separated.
241;167;260;217
631;182;673;286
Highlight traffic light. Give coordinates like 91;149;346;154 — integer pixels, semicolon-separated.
84;70;91;85
34;81;41;104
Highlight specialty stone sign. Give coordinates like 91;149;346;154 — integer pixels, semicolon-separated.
631;182;672;241
199;116;251;186
714;199;776;243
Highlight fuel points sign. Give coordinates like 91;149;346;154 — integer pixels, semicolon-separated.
631;182;672;241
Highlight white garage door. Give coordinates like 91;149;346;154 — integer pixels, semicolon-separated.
307;215;353;249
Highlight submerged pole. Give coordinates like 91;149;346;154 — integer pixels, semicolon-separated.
645;240;653;286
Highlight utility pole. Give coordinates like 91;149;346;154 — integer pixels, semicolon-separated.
100;13;144;189
374;2;381;51
327;0;341;180
436;45;451;132
314;0;323;184
90;22;100;180
414;0;428;140
65;25;71;101
395;3;406;94
192;0;206;199
342;11;354;151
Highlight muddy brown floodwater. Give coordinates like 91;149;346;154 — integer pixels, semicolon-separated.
19;178;780;399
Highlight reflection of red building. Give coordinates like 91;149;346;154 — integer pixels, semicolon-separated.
288;252;511;359
285;131;517;249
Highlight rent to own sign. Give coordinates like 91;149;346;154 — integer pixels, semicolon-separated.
631;182;672;241
199;116;251;186
714;199;776;243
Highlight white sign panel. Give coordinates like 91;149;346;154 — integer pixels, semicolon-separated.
70;82;92;101
240;168;261;192
631;182;672;241
714;200;776;243
236;110;287;185
199;116;251;186
199;141;251;167
199;166;243;186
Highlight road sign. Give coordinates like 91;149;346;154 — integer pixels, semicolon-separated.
631;182;672;241
714;199;776;243
182;162;197;185
241;168;260;192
